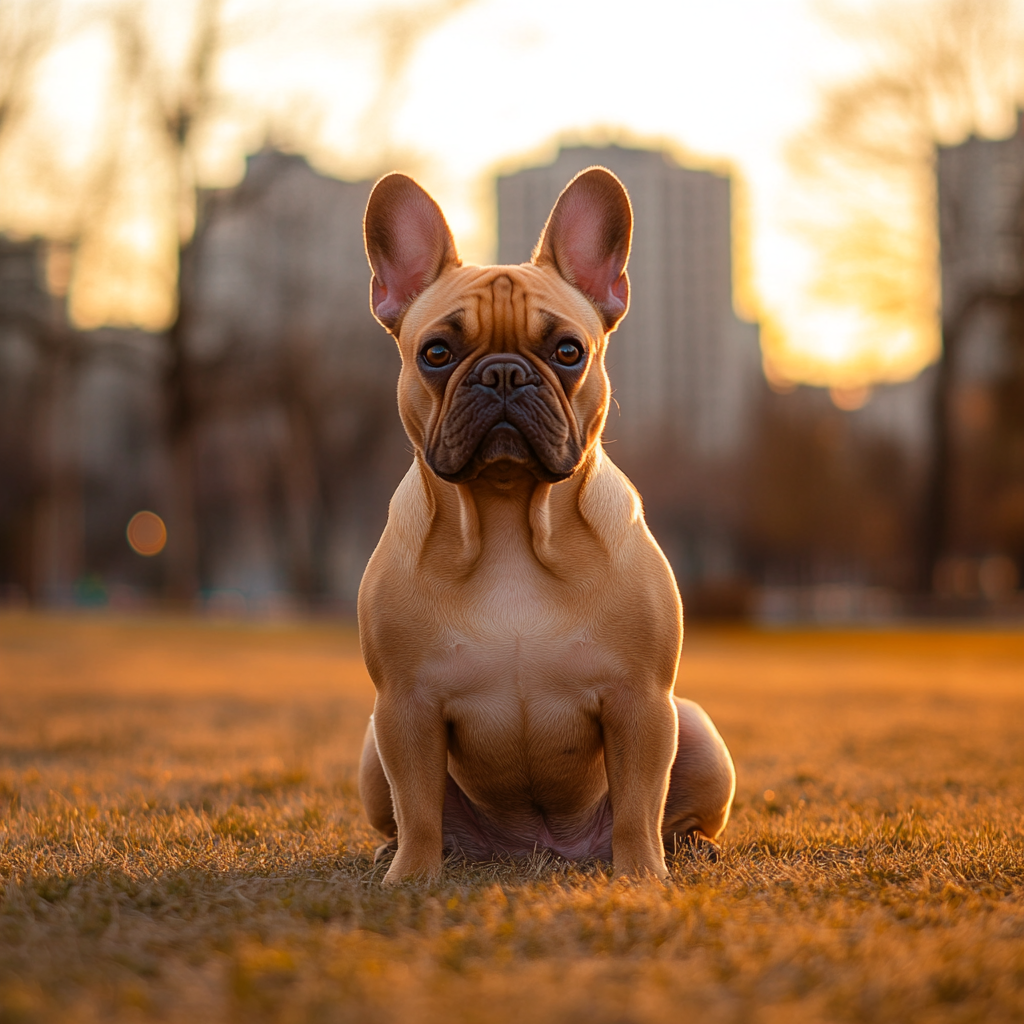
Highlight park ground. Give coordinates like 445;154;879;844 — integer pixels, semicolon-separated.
0;613;1022;1023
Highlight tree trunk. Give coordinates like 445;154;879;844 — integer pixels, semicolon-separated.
163;241;199;604
918;320;955;593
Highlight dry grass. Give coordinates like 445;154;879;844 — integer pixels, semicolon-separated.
1;613;1022;1023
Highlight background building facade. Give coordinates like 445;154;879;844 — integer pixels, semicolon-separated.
497;146;761;459
178;150;407;606
0;238;166;605
4;133;1021;617
931;115;1024;598
498;146;763;595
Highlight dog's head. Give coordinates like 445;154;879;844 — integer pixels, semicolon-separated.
364;168;631;484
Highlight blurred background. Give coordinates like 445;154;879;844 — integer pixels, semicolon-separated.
1;0;1022;623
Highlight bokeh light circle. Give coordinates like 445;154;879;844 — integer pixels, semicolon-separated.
126;511;167;556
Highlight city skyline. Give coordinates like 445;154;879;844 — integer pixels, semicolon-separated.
6;0;1021;393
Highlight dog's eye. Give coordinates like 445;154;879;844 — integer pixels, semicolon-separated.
422;342;453;367
554;341;583;366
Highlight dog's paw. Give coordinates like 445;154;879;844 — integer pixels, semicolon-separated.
381;855;443;886
376;843;440;884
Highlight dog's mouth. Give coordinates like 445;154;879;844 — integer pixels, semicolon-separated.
424;354;585;485
477;422;534;465
430;422;565;484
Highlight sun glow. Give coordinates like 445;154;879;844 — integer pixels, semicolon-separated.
3;0;938;387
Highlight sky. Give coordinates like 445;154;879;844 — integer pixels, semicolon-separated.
6;0;943;389
235;0;891;388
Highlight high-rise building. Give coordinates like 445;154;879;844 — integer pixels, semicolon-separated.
934;116;1024;591
497;145;761;461
497;146;762;592
180;150;407;604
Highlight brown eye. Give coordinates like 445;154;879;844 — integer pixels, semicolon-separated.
554;341;583;366
422;342;452;367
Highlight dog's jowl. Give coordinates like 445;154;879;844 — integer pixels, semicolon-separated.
357;168;736;884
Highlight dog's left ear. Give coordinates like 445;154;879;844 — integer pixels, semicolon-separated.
533;167;632;331
364;173;461;334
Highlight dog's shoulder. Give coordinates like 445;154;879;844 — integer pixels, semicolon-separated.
577;449;647;550
387;460;435;542
363;460;434;582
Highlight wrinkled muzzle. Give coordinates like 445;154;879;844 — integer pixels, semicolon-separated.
425;354;583;483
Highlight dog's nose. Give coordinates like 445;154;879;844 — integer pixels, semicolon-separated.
481;362;529;392
472;354;539;395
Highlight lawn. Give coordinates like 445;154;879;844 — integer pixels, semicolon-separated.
0;613;1022;1023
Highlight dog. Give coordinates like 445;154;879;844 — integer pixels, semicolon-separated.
357;167;735;884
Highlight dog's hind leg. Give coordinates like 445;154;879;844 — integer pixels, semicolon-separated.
358;715;397;839
662;698;736;855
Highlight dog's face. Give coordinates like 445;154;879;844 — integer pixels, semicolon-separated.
364;169;632;484
389;264;613;485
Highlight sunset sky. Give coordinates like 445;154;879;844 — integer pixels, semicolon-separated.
7;0;998;389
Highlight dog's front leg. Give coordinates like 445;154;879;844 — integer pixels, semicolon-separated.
602;688;678;880
372;691;448;885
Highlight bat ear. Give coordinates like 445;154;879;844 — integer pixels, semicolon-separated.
364;173;460;334
533;167;632;331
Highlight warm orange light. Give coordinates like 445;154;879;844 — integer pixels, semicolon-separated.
127;511;167;556
16;1;937;388
830;386;871;411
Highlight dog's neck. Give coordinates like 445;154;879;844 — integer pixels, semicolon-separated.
414;450;605;579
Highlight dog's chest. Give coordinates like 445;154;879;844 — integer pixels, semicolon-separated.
421;594;617;757
420;532;626;708
431;620;610;694
425;618;612;808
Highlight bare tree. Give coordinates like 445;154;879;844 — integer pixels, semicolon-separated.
104;0;250;600
100;0;477;602
0;0;85;604
789;0;1024;590
0;0;59;149
355;0;475;172
2;0;483;604
791;0;1017;344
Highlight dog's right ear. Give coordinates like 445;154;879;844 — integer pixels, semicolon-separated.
533;167;632;331
364;173;460;335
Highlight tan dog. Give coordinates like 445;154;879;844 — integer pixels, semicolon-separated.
357;168;735;884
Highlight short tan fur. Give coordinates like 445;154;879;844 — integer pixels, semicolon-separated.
358;168;735;884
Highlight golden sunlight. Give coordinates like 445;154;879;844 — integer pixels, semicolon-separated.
5;0;998;386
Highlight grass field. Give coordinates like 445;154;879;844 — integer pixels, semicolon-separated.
1;613;1022;1023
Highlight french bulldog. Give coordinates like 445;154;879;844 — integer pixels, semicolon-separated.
358;167;735;884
